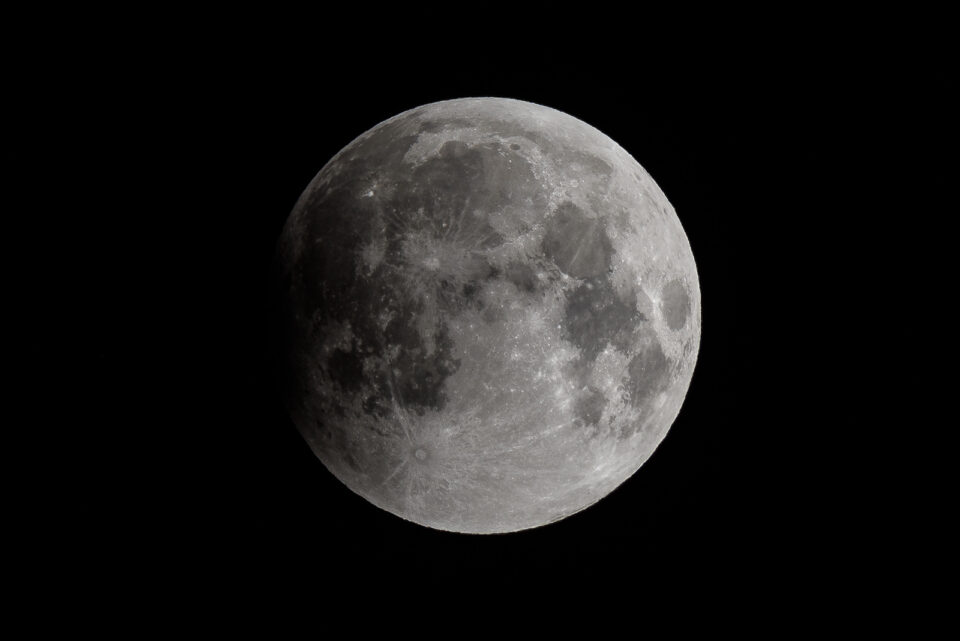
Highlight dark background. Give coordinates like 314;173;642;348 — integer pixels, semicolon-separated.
10;9;949;614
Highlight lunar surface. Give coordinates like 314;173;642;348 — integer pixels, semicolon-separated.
275;97;700;533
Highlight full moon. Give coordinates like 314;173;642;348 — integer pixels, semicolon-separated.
275;98;700;533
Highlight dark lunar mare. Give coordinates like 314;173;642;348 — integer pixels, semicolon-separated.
563;275;641;364
542;201;614;279
279;118;562;425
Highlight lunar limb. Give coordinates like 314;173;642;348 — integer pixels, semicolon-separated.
276;98;700;533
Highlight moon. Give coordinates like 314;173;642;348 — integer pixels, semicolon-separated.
275;97;700;533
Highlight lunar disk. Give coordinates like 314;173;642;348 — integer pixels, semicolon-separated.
275;97;700;533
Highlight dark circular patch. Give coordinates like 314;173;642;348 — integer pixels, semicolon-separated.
439;139;469;158
542;201;613;278
574;386;607;427
660;279;691;330
503;261;538;293
626;341;669;412
562;276;639;363
327;346;364;391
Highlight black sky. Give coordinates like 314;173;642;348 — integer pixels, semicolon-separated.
10;9;949;617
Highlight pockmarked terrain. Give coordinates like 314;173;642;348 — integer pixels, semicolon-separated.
276;98;700;533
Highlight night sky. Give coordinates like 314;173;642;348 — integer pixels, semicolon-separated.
10;8;946;616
